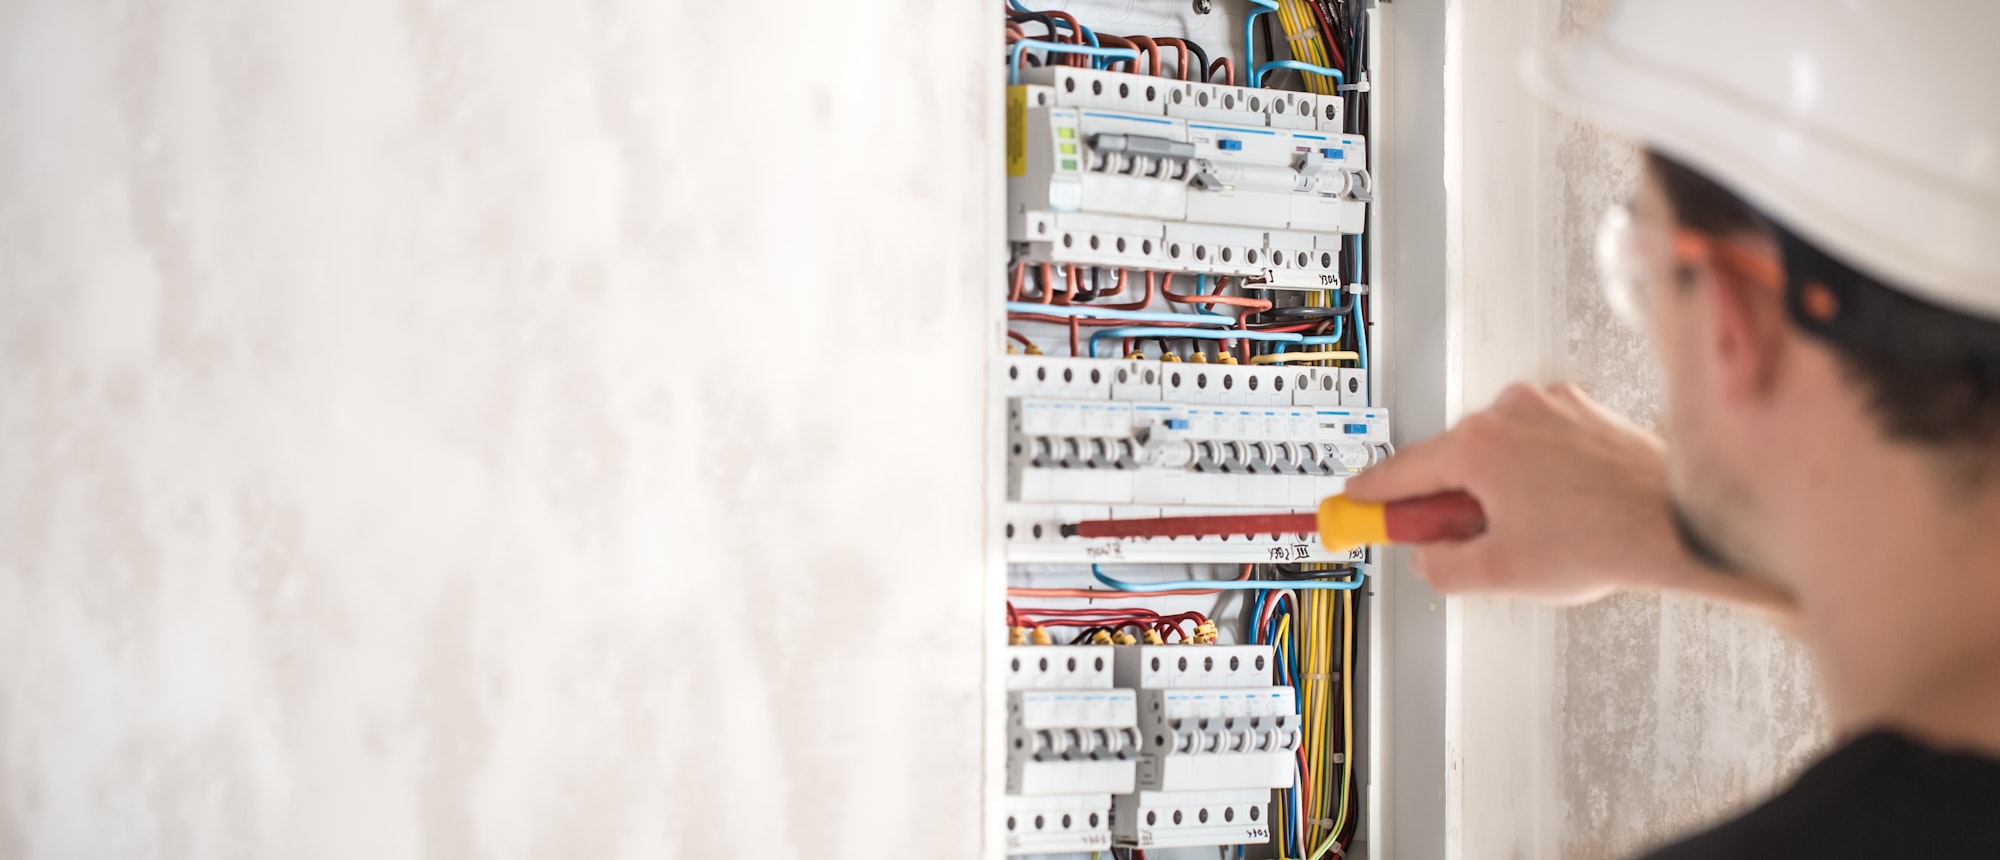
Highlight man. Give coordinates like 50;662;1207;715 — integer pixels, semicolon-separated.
1346;0;2000;856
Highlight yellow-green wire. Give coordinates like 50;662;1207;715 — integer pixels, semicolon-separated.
1307;585;1357;860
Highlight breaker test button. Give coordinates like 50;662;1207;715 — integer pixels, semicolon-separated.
1343;423;1369;435
1165;419;1191;430
1217;138;1243;151
1321;148;1344;159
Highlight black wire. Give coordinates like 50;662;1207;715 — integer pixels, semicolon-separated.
1271;564;1357;581
1179;36;1211;82
1259;12;1277;65
1074;267;1103;303
1006;10;1063;42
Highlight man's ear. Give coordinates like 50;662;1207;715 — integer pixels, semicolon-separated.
1699;247;1790;402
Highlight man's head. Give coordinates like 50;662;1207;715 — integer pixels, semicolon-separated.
1629;151;2000;580
1523;0;2000;586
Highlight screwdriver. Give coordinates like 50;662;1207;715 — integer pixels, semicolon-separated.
1060;491;1488;554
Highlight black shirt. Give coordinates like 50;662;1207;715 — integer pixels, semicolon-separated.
1639;731;2000;858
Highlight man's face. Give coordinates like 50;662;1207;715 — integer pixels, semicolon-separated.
1633;168;1770;577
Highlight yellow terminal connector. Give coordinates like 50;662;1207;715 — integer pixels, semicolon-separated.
1112;631;1138;645
1142;629;1165;645
1089;629;1115;645
1161;353;1182;363
1024;342;1043;356
1009;626;1028;646
1031;626;1053;646
1190;351;1209;364
1194;620;1220;644
1218;351;1239;365
1125;350;1147;360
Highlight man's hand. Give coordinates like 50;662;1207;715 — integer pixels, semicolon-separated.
1346;383;1796;612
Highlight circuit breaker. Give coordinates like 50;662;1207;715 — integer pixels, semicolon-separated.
1000;3;1381;858
1005;353;1389;564
1010;66;1370;289
1005;646;1140;854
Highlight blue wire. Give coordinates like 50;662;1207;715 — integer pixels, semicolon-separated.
1254;59;1346;87
1008;41;1138;85
1272;317;1345;353
1242;0;1283;88
1087;326;1302;357
1004;302;1236;327
1351;236;1369;375
1092;564;1365;591
1184;273;1232;320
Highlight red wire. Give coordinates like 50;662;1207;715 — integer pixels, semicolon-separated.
1006;313;1206;328
1009;261;1028;302
1308;0;1347;72
1163;275;1274;313
1006;330;1036;350
1096;269;1155;311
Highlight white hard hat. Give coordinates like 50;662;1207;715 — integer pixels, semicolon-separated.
1523;0;2000;323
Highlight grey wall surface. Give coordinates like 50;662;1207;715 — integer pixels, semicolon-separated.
1544;3;1827;857
0;2;998;858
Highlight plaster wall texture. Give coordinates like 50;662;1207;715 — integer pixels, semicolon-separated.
0;2;997;858
1544;3;1827;857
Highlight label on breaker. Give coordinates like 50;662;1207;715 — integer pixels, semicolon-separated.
1008;86;1029;177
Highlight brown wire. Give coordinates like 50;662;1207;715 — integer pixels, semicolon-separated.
1094;34;1140;74
1208;57;1235;87
1038;9;1088;63
1152;37;1194;80
1121;35;1162;77
1097;267;1127;298
1097;269;1156;311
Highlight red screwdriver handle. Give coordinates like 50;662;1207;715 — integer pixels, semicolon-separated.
1383;491;1487;543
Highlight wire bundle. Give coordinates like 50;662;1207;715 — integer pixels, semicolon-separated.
1007;603;1215;644
1250;572;1358;859
1005;266;1364;369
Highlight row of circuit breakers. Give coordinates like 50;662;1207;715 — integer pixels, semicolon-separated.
1008;65;1370;289
1007;644;1299;854
1006;353;1390;564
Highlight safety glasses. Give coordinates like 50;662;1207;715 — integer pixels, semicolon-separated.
1595;200;1787;330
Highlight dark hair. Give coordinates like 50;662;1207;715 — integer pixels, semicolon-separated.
1646;151;2000;472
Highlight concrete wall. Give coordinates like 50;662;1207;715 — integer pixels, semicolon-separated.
0;2;999;858
1542;5;1826;858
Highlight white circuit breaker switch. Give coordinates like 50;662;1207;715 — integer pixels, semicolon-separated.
1132;687;1301;791
1008;689;1142;795
1005;645;1138;854
1114;645;1275;689
1337;368;1369;407
1022;66;1174;115
1008;645;1117;690
1006;793;1115;855
1111;788;1275;849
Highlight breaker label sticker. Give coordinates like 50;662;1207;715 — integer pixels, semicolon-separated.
1007;86;1029;177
